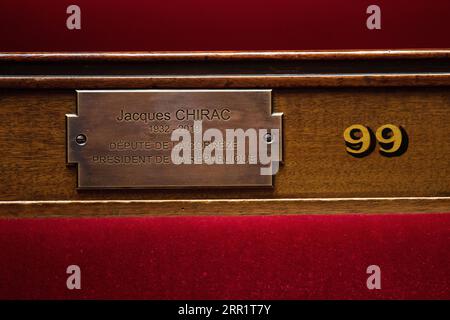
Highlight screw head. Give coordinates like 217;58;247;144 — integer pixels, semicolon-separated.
75;134;87;145
264;133;273;144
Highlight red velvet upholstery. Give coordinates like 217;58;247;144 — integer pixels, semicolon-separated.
0;214;448;299
0;0;449;51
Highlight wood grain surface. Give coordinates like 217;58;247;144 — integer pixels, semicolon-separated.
1;50;449;216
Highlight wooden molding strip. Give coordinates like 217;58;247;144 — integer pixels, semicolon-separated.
1;50;450;62
2;50;450;88
1;197;450;217
1;73;450;88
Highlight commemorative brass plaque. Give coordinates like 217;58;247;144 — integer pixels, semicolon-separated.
66;90;283;188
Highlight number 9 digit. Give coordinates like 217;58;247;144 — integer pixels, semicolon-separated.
375;124;406;156
343;124;373;156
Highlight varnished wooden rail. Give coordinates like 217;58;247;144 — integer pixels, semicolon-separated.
2;198;450;217
2;50;450;61
1;74;450;89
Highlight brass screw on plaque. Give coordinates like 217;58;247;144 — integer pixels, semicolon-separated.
264;133;273;144
75;134;87;146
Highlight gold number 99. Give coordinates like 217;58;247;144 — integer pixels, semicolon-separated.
343;124;407;157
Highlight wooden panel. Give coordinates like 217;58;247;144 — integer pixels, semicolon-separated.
1;88;449;199
1;50;450;216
